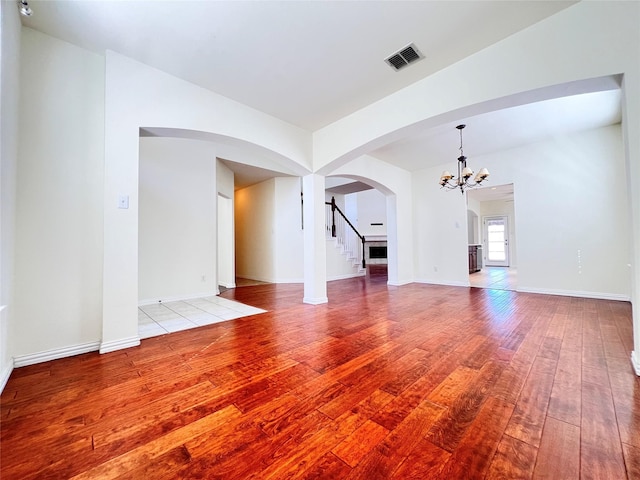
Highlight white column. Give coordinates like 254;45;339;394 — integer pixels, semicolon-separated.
386;189;414;287
623;73;640;376
302;174;328;304
101;126;140;354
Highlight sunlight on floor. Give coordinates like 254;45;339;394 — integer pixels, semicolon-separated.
469;267;517;291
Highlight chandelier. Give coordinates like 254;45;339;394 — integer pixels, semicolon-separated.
439;124;489;193
18;0;33;16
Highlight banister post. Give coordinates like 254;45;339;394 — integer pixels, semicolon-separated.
362;236;366;269
331;196;336;237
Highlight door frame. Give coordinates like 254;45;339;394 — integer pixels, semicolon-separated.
217;193;235;289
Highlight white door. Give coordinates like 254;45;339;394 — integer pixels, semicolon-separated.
484;216;509;267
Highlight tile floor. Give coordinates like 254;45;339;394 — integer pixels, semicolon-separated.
469;266;517;291
138;296;266;339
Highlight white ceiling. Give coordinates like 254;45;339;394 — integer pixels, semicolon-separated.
467;183;515;203
20;1;621;190
22;0;576;131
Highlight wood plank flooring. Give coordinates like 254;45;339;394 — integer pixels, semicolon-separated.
1;275;638;479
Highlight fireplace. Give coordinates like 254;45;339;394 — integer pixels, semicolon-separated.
365;237;388;265
369;246;387;259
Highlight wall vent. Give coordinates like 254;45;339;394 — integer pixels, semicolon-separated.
385;43;424;71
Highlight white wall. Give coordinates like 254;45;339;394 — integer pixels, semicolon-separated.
274;177;304;283
217;160;235;288
352;189;387;237
514;127;629;298
12;28;105;358
217;160;235;199
235;179;276;282
415;126;630;299
235;177;304;283
466;202;480;245
0;2;21;388
342;193;355;223
102;51;312;352
138;137;217;303
413;171;470;287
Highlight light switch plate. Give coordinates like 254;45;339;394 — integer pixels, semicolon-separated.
118;195;129;209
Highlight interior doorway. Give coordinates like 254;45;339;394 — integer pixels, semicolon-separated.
467;184;517;291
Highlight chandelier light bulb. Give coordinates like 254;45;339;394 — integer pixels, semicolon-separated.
19;0;33;16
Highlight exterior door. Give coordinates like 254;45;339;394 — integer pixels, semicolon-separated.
484;216;509;267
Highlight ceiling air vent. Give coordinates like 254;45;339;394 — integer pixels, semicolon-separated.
385;43;424;71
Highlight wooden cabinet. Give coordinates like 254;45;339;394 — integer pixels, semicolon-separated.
469;245;480;273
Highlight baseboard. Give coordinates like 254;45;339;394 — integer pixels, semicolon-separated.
387;279;413;287
0;362;13;394
516;287;630;302
14;341;101;368
413;278;471;288
99;336;140;354
0;306;10;393
219;282;236;289
274;278;305;284
328;272;366;281
303;296;329;305
631;351;640;376
138;291;219;306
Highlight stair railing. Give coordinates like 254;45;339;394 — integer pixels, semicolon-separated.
325;197;366;269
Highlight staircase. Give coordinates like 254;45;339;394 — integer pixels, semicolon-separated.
325;197;366;279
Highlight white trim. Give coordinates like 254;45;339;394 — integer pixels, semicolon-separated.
413;278;471;288
14;341;101;368
0;363;13;394
219;282;236;289
516;287;630;302
99;336;140;354
631;352;640;376
138;291;218;306
274;278;305;284
303;296;329;305
387;279;413;287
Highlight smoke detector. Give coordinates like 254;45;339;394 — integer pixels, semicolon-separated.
385;43;424;71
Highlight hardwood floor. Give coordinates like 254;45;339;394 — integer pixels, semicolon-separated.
1;276;638;479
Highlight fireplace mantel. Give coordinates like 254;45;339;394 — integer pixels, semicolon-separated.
364;235;387;242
